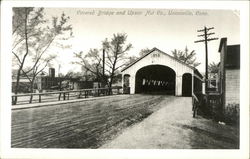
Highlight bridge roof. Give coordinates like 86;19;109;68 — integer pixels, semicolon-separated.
121;47;195;72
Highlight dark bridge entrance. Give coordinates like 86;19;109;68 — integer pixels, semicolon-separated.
135;65;176;95
182;73;192;97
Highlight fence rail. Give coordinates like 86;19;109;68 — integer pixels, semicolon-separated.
12;87;122;105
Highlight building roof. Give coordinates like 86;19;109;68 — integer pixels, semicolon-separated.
218;38;227;52
121;47;195;72
226;45;240;68
194;68;203;79
218;38;240;69
40;76;81;81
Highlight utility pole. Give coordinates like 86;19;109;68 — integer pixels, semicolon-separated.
103;49;105;76
102;48;106;86
195;26;218;93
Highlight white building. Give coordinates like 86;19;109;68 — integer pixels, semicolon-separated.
121;47;203;96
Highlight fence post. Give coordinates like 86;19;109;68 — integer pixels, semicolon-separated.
13;96;17;105
39;94;41;103
63;93;66;100
68;92;69;100
29;94;33;103
12;96;16;105
78;91;81;99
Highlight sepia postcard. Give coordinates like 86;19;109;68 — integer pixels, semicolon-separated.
0;1;249;159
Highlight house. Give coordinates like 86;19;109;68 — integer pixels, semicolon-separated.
218;38;240;123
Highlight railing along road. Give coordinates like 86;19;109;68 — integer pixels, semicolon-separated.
12;87;122;105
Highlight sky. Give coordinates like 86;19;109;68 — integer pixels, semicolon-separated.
43;8;240;75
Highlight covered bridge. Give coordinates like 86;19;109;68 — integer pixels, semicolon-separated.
121;47;203;96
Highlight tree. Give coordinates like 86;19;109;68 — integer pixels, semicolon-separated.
139;48;151;57
171;46;201;67
125;55;137;66
73;33;132;91
208;62;219;73
12;7;72;103
12;8;37;100
124;48;151;66
64;71;82;78
102;33;132;91
73;49;105;84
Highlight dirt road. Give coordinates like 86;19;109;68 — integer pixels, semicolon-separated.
101;97;239;149
11;94;168;148
11;95;239;149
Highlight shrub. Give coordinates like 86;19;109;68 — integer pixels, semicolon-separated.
224;103;239;126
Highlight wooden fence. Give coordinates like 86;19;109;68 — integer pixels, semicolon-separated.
192;92;223;120
207;93;223;121
12;87;122;105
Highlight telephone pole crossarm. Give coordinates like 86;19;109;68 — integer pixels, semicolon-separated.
197;29;205;32
207;38;219;41
197;34;205;37
207;27;214;31
206;33;215;36
194;39;205;43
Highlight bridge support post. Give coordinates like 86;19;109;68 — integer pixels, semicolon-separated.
176;75;182;96
130;75;135;94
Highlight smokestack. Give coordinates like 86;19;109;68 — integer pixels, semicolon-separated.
49;68;55;78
